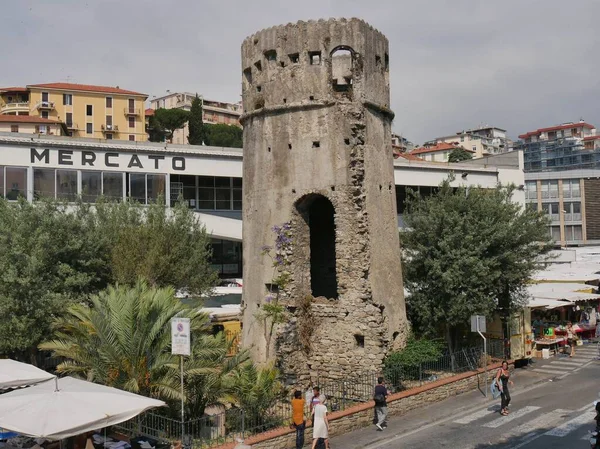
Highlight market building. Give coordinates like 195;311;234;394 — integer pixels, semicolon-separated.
0;132;524;279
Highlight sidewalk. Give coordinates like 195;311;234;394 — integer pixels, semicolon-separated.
327;360;558;449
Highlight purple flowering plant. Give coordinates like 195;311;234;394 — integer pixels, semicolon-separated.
256;222;293;358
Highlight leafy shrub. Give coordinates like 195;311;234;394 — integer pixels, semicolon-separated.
383;338;445;388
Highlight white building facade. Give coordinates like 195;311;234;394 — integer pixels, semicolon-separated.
0;133;524;277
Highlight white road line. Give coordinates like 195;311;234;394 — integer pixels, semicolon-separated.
483;406;541;428
506;403;594;449
550;361;581;366
530;368;565;375
453;406;499;424
507;409;572;437
533;365;573;371
544;410;596;437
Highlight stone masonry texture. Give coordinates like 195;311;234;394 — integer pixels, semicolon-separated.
240;18;408;385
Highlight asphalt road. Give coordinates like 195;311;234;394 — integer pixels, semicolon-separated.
329;344;599;449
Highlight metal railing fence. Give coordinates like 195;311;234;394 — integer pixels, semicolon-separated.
114;343;503;448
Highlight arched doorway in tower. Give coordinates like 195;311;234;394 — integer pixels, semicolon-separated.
295;194;338;299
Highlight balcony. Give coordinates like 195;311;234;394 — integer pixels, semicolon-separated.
101;124;119;133
124;108;141;116
1;102;30;114
66;123;79;131
35;101;55;110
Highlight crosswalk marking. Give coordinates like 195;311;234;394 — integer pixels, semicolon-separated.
507;409;572;437
544;410;596;437
530;368;565;375
549;360;581;366
483;406;540;428
534;365;572;371
453;406;499;424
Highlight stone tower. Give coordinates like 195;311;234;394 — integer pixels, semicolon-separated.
240;18;408;383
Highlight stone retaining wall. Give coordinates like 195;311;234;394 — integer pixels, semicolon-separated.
212;361;506;449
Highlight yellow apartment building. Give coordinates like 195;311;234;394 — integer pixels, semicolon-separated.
0;83;148;141
0;115;64;135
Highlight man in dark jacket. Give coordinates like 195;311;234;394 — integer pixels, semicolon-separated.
374;377;390;431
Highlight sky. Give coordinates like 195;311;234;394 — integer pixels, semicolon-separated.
2;0;599;144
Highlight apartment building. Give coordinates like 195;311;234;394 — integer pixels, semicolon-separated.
520;120;600;246
409;141;474;162
516;121;598;172
431;126;511;158
149;92;242;145
0;83;148;141
0;115;64;136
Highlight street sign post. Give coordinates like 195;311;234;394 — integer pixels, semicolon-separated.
470;315;487;397
171;317;191;445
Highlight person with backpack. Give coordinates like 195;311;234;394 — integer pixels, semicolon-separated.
373;377;389;431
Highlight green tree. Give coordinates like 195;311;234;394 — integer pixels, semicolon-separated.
224;363;282;428
40;282;249;413
92;198;219;296
0;198;111;359
448;147;474;162
187;94;205;145
401;179;552;352
149;108;190;143
204;123;243;148
147;114;167;142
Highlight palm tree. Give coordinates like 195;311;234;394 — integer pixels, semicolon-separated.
40;281;248;414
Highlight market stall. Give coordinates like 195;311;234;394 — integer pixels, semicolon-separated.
527;283;600;357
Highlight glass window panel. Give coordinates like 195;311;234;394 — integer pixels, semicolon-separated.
0;166;4;198
56;170;78;201
215;188;231;210
573;225;583;241
233;188;242;210
572;202;581;214
232;177;242;188
551;226;561;241
34;168;55;200
82;171;102;203
147;174;165;203
129;173;146;204
198;188;215;209
572;180;581;197
5;168;27;200
197;176;215;188
103;172;123;201
215;177;230;188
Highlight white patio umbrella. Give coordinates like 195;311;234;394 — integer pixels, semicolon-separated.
0;376;166;440
0;359;55;389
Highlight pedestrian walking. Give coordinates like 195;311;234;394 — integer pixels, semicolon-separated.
373;377;389;431
495;361;513;416
310;386;327;411
311;399;329;449
291;390;306;449
566;321;576;357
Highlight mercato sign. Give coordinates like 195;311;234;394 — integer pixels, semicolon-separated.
30;148;186;171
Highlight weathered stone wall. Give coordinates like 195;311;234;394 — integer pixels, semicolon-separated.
240;18;408;384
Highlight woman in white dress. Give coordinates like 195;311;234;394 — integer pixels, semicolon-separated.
311;399;330;449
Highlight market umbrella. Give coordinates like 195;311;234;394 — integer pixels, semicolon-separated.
0;359;55;390
0;376;165;440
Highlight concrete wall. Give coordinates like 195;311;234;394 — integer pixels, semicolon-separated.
240;18;408;384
